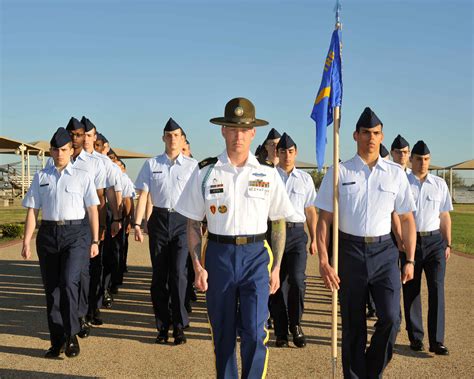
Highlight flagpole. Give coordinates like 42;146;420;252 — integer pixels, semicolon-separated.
331;10;342;377
331;105;340;379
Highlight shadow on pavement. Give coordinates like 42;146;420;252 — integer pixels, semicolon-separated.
0;368;94;378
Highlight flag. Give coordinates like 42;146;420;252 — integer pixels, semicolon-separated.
310;28;343;170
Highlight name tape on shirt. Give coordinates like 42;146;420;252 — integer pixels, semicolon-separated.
209;183;224;194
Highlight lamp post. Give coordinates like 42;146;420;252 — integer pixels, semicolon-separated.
17;144;27;198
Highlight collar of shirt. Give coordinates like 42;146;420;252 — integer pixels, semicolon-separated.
157;152;184;166
352;154;389;173
216;150;261;169
46;161;74;177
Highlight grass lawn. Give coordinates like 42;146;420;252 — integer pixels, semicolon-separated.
451;204;474;255
0;205;27;224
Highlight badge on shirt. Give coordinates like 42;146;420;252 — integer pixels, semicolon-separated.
248;179;269;188
210;183;224;194
210;205;216;214
252;172;266;177
218;205;227;214
40;183;50;187
342;181;356;186
152;171;163;174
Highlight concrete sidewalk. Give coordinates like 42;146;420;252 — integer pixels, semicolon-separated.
0;237;473;378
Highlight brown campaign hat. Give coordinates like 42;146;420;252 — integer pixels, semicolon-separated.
210;97;269;128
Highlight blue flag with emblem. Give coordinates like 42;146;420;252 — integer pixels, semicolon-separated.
310;28;343;171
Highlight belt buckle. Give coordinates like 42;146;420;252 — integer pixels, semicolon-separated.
419;231;429;237
235;236;247;245
364;236;376;243
57;220;66;226
169;208;175;213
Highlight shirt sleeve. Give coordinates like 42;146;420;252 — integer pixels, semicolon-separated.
22;172;41;209
134;160;152;193
314;168;334;212
83;174;100;208
174;166;206;221
268;169;295;221
439;180;453;212
111;165;123;192
394;171;416;214
95;160;107;190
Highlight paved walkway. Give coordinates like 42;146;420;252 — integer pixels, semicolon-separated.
0;237;473;378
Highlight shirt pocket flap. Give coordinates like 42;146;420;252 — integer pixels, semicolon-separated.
66;185;82;194
379;183;397;194
246;187;267;199
292;183;306;195
427;194;441;202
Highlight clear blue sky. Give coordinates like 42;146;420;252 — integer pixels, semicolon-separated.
1;0;473;179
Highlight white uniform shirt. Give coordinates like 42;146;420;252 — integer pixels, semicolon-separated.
92;150;123;191
23;162;100;220
316;154;416;237
121;172;136;199
277;166;317;223
46;149;106;190
407;172;453;232
175;151;295;236
135;153;197;208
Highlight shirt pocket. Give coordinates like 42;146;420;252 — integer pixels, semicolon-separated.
65;185;83;211
426;193;442;211
378;183;397;211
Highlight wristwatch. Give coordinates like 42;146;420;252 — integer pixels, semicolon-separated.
133;223;141;228
405;260;415;266
91;240;99;246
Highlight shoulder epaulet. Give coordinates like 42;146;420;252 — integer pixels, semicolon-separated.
199;157;218;169
257;157;274;168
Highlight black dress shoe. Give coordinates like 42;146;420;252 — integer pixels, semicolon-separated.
410;339;424;351
78;317;91;338
103;291;113;308
155;327;169;344
44;343;65;358
173;327;187;345
290;325;306;348
275;336;289;348
87;308;103;326
430;342;449;355
65;335;80;358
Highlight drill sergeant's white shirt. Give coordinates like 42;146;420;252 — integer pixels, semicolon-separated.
175;151;295;236
277;166;317;223
23;162;100;220
407;172;453;232
91;150;123;191
46;149;106;190
135;152;197;208
316;154;416;237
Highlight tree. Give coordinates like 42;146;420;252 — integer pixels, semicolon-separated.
309;169;325;190
443;171;465;188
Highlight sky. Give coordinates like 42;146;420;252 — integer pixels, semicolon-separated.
1;0;473;180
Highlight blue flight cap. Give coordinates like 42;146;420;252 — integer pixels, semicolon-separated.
265;128;281;141
276;132;296;150
65;117;84;131
50;127;72;148
164;117;182;133
96;133;108;143
356;107;383;131
391;134;409;150
80;116;96;132
411;140;430;155
379;143;389;158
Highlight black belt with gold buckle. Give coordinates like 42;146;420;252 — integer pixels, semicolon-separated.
207;232;266;245
41;219;84;226
417;230;440;237
340;231;392;244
